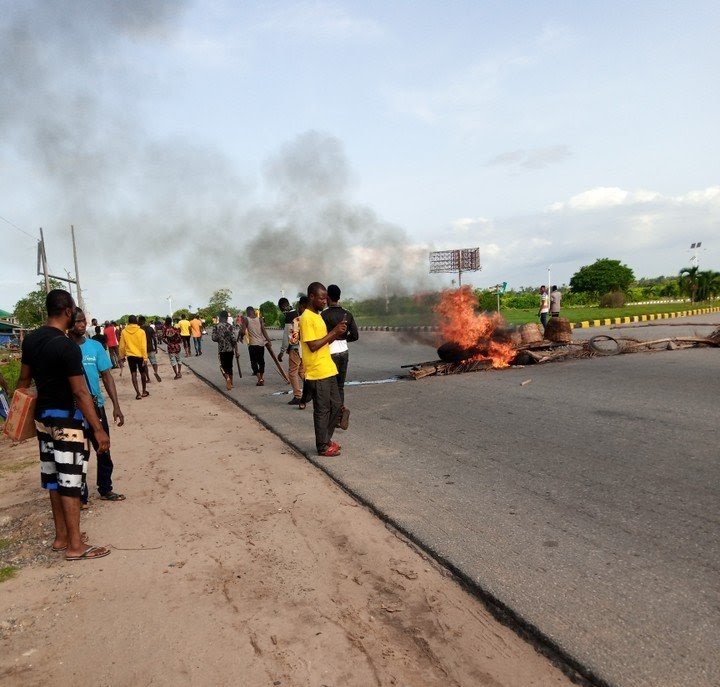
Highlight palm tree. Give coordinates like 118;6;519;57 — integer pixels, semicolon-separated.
678;266;700;303
696;270;720;302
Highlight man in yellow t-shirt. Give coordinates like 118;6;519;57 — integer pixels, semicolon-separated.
189;315;203;356
299;282;348;457
177;316;191;357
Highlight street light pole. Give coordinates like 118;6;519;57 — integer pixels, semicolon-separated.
167;296;172;317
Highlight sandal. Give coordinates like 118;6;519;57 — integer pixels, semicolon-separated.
135;393;142;400
99;492;126;501
65;545;111;561
142;390;150;397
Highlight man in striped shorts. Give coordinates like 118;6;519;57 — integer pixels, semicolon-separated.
17;289;111;561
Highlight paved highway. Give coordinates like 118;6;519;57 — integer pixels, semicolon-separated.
180;315;719;687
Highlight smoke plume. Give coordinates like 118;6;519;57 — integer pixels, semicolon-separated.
1;1;435;314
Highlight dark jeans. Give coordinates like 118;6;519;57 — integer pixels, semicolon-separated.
81;405;114;503
193;336;202;354
540;312;548;329
306;377;342;453
248;345;265;375
219;351;234;380
331;351;349;405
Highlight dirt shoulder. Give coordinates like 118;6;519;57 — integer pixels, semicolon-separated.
0;364;572;687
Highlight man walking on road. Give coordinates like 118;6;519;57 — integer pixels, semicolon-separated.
243;307;271;386
190;314;203;356
104;320;120;368
299;282;348;457
139;315;162;383
69;310;126;504
163;317;183;379
17;289;111;561
119;315;149;399
211;310;238;390
321;284;358;406
177;315;192;357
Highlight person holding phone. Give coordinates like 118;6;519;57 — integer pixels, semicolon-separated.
299;282;348;457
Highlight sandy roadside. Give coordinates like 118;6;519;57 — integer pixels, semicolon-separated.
0;361;573;687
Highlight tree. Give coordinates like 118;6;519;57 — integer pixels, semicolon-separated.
678;266;700;303
259;300;281;327
13;279;64;327
207;288;233;317
569;259;634;296
696;270;720;302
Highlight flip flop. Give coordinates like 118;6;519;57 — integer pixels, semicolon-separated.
142;390;150;397
99;492;126;501
65;545;111;561
136;393;142;400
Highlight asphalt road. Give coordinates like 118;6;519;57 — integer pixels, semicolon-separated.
179;316;719;687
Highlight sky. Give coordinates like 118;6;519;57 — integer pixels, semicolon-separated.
1;0;718;319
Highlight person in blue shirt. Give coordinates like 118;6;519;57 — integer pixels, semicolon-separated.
70;310;126;504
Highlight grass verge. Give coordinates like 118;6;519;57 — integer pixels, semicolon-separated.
0;565;18;583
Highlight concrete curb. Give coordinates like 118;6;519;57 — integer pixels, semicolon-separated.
351;306;720;332
568;305;720;330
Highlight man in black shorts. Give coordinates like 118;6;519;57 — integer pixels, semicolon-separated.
17;289;111;561
118;315;149;399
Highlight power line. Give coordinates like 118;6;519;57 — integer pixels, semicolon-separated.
0;214;36;241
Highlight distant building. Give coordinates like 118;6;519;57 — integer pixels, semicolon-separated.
0;309;20;344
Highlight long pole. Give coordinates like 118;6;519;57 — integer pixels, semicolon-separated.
70;225;85;312
39;228;50;293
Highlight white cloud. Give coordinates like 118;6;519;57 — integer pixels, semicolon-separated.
452;217;491;233
257;1;384;41
547;187;666;212
487;145;571;170
440;185;720;290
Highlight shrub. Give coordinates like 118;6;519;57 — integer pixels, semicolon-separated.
503;292;539;309
599;291;626;308
563;291;596;307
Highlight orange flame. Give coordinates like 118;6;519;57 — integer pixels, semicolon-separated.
434;286;516;368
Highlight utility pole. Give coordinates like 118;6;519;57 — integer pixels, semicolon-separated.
70;225;85;312
65;270;74;300
36;227;78;295
38;228;50;293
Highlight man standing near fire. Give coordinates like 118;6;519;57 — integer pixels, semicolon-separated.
299;282;348;457
550;285;562;318
538;285;550;330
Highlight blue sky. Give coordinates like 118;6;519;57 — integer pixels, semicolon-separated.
1;0;718;318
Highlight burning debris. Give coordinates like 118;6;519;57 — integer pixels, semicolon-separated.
406;288;720;380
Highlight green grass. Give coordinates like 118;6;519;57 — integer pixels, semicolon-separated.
354;301;717;328
0;539;11;551
0;566;18;583
0;358;20;394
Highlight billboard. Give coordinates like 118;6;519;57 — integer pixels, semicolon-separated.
429;247;481;274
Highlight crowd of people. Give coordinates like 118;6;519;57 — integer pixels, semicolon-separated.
15;282;358;562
